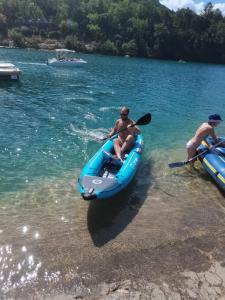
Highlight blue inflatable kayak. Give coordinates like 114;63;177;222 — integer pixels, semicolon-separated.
197;137;225;190
78;134;143;200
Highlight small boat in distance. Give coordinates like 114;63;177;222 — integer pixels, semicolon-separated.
0;63;21;80
47;49;87;67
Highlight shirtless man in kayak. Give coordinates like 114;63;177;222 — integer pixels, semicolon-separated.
186;114;222;161
105;107;140;162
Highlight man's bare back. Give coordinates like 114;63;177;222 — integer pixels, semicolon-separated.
186;114;222;161
190;122;217;147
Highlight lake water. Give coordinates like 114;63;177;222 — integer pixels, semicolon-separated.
1;48;225;298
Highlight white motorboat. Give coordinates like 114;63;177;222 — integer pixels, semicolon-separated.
47;49;87;67
0;63;21;80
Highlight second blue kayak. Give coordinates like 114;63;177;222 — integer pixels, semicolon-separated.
197;137;225;190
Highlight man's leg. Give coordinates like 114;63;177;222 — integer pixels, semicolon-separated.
114;139;122;160
121;135;135;155
187;146;197;162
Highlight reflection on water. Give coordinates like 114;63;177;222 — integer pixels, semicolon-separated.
0;244;42;294
0;150;224;297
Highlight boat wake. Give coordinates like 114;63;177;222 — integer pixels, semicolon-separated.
68;124;107;141
99;106;120;112
18;62;46;66
84;112;97;122
75;96;97;104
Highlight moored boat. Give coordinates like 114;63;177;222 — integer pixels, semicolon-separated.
0;63;21;80
78;134;143;200
197;137;225;190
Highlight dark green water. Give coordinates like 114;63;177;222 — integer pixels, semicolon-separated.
1;48;225;297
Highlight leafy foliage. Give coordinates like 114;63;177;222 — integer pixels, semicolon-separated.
1;0;225;63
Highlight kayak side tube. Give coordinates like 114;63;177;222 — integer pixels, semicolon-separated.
198;137;225;190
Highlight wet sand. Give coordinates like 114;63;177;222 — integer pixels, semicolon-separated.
1;151;225;299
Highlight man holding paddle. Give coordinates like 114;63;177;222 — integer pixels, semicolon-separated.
104;107;140;163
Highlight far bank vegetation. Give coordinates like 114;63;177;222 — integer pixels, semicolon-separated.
1;0;225;63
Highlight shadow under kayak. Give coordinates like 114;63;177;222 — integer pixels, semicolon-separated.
197;137;225;191
78;135;143;200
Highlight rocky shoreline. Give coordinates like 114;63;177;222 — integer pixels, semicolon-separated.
30;231;225;300
68;261;225;300
44;232;225;300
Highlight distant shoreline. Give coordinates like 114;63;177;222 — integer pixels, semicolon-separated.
1;37;225;66
0;37;187;62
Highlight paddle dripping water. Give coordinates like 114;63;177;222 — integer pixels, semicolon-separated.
1;48;225;298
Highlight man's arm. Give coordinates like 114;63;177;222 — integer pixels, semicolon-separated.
133;125;140;135
209;130;225;147
128;121;141;134
209;128;218;144
105;120;119;139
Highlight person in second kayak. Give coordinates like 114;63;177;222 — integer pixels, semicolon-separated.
186;114;222;162
105;107;140;162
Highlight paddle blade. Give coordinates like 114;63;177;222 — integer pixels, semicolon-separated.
135;113;151;126
168;161;187;168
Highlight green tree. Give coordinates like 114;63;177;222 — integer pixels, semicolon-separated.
121;39;137;56
8;28;25;47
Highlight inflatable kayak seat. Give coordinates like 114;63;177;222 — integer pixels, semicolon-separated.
102;150;123;166
102;169;116;179
100;163;119;179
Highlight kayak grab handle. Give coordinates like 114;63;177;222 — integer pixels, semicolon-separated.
82;187;97;200
82;193;97;200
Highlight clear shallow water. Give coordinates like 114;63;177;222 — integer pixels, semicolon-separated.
1;48;225;194
1;48;225;297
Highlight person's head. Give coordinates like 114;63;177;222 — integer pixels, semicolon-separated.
120;107;129;120
208;114;222;127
